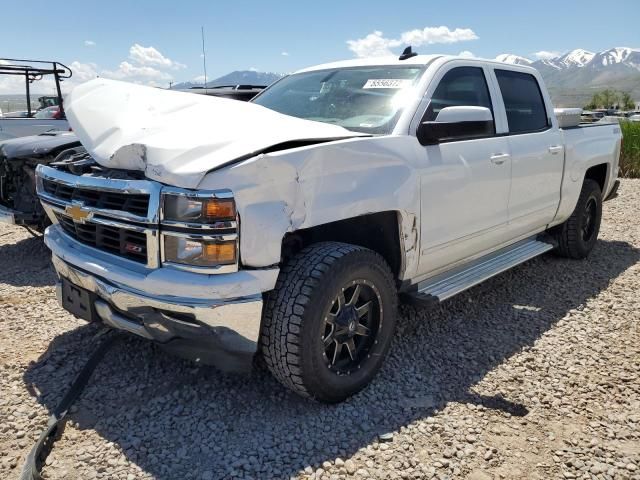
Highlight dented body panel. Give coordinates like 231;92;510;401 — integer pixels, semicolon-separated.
197;135;422;277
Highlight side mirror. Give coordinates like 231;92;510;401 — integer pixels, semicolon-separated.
417;106;495;146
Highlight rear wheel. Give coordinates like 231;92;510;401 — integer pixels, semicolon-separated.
260;242;397;403
553;179;602;259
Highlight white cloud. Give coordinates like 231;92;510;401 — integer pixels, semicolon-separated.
104;61;172;82
458;50;476;58
249;67;258;72
281;51;290;56
69;61;98;82
84;40;96;47
533;50;560;60
0;45;185;93
347;26;478;58
400;26;478;46
128;44;185;70
347;31;400;57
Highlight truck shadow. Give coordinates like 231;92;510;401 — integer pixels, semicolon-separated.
0;234;55;287
21;239;639;480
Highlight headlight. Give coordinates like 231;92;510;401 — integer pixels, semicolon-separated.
163;236;236;267
160;189;238;272
162;193;236;224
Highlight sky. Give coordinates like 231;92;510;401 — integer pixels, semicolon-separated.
1;0;639;93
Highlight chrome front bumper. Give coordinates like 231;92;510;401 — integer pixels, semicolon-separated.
53;255;264;371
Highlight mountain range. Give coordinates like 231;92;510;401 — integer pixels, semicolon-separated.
494;47;640;106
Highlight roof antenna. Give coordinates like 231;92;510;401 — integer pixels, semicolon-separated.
399;46;418;60
201;26;208;93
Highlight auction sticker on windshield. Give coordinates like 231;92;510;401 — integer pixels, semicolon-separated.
363;79;414;89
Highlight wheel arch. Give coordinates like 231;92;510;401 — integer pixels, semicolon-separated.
584;163;608;193
280;211;405;280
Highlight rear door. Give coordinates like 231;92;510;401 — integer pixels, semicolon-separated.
492;69;564;236
416;63;513;274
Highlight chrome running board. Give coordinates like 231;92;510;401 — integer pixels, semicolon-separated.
411;238;554;303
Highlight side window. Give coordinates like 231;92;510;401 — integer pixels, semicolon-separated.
424;67;494;122
495;69;549;133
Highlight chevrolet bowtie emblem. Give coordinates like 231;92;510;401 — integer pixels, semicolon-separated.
65;204;93;223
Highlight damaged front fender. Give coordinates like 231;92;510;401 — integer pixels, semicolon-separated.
198;135;422;279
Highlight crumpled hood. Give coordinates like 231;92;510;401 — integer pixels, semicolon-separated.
66;79;363;188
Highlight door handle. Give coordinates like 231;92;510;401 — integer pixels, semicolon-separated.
548;145;563;154
490;153;510;165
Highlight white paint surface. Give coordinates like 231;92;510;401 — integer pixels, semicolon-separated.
65;79;364;188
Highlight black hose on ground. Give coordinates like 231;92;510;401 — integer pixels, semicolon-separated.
20;330;124;480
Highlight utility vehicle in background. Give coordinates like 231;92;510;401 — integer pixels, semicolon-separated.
0;59;72;139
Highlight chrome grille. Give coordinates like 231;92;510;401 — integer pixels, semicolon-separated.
55;212;148;263
37;166;161;268
42;178;150;217
36;164;237;274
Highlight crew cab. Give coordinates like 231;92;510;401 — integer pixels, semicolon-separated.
35;53;622;402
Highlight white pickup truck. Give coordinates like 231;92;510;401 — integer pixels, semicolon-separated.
35;53;622;402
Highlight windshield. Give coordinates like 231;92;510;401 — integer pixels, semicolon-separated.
252;66;424;134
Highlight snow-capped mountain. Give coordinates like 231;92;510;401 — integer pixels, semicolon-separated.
590;47;640;69
495;47;640;72
494;46;640;107
556;49;595;68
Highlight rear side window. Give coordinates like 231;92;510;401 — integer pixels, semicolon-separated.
424;67;493;122
495;70;549;133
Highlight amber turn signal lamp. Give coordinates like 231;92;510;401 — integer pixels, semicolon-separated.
204;199;236;220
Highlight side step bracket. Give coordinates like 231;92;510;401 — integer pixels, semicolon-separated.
410;238;554;304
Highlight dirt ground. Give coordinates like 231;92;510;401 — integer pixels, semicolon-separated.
0;181;639;480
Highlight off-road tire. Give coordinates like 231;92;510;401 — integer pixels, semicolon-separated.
260;242;397;403
554;179;602;259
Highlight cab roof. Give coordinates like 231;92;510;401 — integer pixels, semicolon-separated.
294;55;443;73
293;54;541;76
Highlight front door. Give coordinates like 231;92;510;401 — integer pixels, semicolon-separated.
417;65;512;274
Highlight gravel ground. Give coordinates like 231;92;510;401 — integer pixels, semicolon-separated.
1;180;639;480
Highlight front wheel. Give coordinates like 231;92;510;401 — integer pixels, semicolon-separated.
260;242;398;403
553;179;602;259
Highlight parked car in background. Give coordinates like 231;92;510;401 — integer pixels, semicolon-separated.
179;84;266;102
36;53;622;402
33;106;63;120
581;110;606;123
629;114;640;122
0;132;82;229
